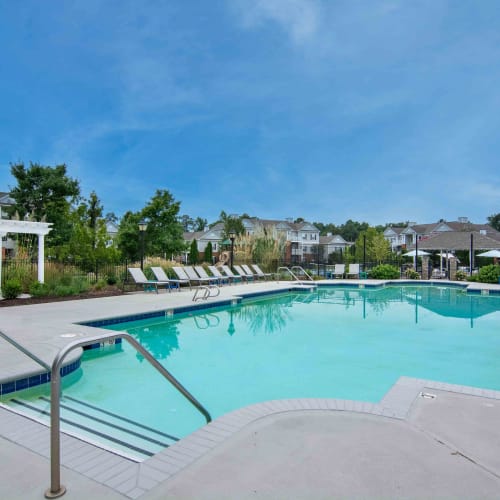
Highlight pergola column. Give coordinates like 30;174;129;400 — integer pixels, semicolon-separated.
38;233;45;283
0;232;4;295
0;220;52;294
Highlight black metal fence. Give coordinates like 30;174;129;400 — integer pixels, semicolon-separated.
0;258;130;288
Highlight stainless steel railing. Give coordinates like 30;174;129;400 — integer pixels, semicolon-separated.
290;265;314;281
45;331;211;498
276;266;301;282
0;329;51;372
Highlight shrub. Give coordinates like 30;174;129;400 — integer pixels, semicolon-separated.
29;281;51;297
369;264;400;280
3;279;22;299
93;279;107;291
455;270;467;281
477;265;500;284
54;285;73;296
106;275;117;286
405;269;420;280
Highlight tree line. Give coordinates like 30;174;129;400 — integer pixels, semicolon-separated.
4;162;500;267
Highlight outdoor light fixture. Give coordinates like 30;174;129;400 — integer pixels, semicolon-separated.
138;219;148;270
229;230;236;270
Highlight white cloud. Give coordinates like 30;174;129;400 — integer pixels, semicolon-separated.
230;0;321;44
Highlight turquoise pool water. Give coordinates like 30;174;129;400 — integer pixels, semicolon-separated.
5;285;500;449
56;285;500;440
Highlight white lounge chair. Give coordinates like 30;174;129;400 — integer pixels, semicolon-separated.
194;265;221;285
172;266;195;289
242;264;263;280
181;266;219;287
128;267;172;293
233;264;254;282
251;264;273;280
346;263;360;278
221;265;244;283
333;264;345;279
207;265;232;285
151;266;188;290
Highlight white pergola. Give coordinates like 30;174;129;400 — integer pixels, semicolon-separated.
0;219;52;293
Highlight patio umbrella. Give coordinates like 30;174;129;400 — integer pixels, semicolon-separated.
439;252;459;261
477;249;500;258
403;250;430;257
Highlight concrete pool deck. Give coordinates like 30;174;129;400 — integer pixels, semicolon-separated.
1;279;500;499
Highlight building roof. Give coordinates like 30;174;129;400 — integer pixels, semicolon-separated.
320;234;349;245
0;192;15;205
412;231;500;251
384;226;406;235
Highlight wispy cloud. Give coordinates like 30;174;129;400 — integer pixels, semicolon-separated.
230;0;321;44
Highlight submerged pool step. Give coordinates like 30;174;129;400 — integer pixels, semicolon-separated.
5;395;179;460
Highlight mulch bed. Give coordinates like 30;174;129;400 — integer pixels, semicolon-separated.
0;289;126;307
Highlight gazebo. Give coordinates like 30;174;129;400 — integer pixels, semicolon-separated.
0;219;52;295
409;231;500;275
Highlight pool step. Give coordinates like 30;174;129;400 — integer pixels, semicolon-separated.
4;395;179;461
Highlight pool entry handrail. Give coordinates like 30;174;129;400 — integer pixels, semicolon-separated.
290;266;314;282
192;283;220;301
277;266;301;282
45;331;212;499
0;329;51;372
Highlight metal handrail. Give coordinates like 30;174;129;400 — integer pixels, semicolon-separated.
276;266;301;282
291;266;314;281
192;284;220;301
45;331;211;498
0;329;51;372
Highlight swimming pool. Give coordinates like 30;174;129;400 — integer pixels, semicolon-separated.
4;285;500;459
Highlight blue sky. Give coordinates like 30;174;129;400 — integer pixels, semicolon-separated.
1;0;499;226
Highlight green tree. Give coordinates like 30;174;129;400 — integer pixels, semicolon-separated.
141;190;186;258
179;214;194;231
194;217;207;232
189;239;199;264
339;219;369;242
9;162;80;247
204;241;213;263
218;211;245;239
487;213;500;231
116;211;143;261
355;227;390;264
65;192;119;268
313;222;340;236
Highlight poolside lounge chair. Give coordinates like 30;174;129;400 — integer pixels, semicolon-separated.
183;266;219;286
151;266;189;290
172;266;196;289
207;265;232;285
333;264;345;279
194;265;222;286
251;264;273;280
221;265;245;283
128;267;174;293
242;264;264;280
233;264;254;282
346;263;360;278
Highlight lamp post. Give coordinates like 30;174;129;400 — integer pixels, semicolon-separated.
138;219;148;270
229;230;236;270
363;234;366;272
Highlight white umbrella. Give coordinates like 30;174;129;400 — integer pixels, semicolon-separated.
403;250;430;257
477;249;500;258
439;251;459;262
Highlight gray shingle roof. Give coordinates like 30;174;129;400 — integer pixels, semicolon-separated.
413;231;500;251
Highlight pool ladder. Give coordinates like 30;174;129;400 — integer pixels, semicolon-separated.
45;331;212;498
277;266;314;282
192;284;220;301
